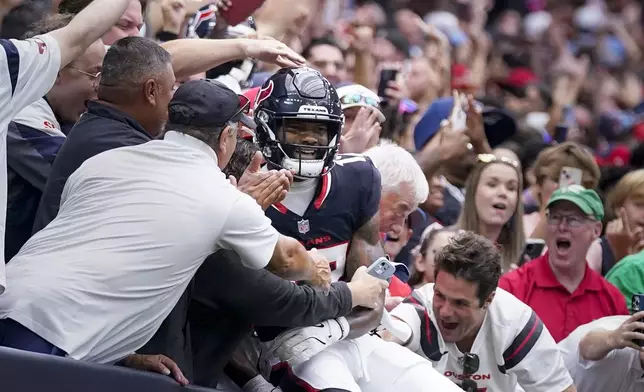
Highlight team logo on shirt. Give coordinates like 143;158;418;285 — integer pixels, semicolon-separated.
297;219;310;234
34;38;47;54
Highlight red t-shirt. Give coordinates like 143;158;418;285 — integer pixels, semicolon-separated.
499;252;629;342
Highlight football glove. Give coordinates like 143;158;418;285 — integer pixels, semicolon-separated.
261;317;350;370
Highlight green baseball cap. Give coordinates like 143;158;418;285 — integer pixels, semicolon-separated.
547;185;604;221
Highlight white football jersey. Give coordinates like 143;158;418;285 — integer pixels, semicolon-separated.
391;284;573;392
558;315;644;392
0;35;62;294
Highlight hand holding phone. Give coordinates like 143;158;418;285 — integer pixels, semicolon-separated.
367;257;397;282
377;68;399;107
559;166;583;189
629;295;644;347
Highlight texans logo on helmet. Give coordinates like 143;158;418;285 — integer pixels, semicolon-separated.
255;80;274;108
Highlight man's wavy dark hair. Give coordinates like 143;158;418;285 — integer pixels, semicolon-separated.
434;231;502;306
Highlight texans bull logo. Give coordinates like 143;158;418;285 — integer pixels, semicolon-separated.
254;80;274;109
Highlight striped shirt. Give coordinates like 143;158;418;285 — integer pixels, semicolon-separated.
391;285;573;391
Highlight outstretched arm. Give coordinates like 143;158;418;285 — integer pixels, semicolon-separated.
161;37;305;79
344;213;384;281
49;0;131;67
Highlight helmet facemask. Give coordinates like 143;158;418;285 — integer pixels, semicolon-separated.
256;111;342;179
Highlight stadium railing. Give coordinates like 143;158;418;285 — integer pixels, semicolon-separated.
0;346;215;392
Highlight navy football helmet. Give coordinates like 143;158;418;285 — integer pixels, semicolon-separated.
254;67;344;178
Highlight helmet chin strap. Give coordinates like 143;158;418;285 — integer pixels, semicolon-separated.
281;157;325;178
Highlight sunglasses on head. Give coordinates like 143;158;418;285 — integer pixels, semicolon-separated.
340;93;379;108
460;353;480;392
477;153;519;169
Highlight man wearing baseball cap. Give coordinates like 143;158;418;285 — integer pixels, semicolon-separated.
500;185;628;343
336;84;385;154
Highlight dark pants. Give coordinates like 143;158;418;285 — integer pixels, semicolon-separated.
0;318;66;356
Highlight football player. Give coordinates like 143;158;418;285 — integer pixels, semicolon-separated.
250;67;386;383
384;231;576;392
250;68;454;392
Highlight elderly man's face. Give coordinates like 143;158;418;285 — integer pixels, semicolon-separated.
546;200;601;270
379;182;416;235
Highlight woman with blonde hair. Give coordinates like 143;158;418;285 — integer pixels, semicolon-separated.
455;154;525;271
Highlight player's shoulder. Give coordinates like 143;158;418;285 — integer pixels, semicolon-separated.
333;153;378;174
332;153;380;187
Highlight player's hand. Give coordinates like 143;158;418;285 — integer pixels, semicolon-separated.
241;36;306;68
608;311;644;351
261;317;350;370
122;354;189;386
347;266;389;309
339;107;381;154
307;249;331;291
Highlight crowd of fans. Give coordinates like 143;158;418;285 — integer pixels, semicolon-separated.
1;0;644;391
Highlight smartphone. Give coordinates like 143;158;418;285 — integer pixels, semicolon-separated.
367;257;397;282
559;167;583;188
519;239;546;265
631;294;644;346
377;69;399;107
219;0;265;26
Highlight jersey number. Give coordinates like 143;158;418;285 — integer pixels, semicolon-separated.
335;154;367;166
314;243;349;281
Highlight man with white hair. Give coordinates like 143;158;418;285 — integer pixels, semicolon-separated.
364;140;428;236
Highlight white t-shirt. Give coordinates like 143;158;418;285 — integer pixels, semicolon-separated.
391;284;573;392
0;131;279;363
0;34;61;294
558;315;644;392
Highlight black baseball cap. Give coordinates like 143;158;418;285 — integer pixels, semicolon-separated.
168;79;256;129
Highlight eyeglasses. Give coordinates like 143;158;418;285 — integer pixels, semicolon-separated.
477;153;519;169
460;353;480;392
69;67;101;80
225;94;251;125
340;93;380;108
546;213;593;228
